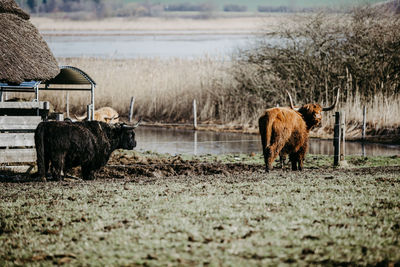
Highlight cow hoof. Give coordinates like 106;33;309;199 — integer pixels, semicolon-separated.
35;176;46;182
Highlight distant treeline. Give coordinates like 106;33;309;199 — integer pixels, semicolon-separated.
15;0;349;18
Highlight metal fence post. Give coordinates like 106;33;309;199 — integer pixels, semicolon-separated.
193;99;197;130
87;104;92;121
334;112;341;167
341;111;346;161
362;106;366;140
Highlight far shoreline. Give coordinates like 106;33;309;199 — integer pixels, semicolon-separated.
31;14;301;32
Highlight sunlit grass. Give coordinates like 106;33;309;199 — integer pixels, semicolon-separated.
1;153;399;266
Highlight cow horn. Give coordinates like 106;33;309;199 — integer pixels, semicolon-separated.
132;118;142;128
107;114;119;124
322;87;340;111
286;90;299;111
74;114;86;121
122;118;142;129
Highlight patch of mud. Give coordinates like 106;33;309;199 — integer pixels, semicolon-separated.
1;152;399;183
97;154;263;179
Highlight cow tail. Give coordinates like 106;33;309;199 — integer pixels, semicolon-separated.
34;123;45;177
259;113;274;149
265;114;274;147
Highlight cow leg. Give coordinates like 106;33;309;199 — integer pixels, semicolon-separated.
278;152;287;169
44;154;50;177
82;166;95;180
263;147;272;172
297;143;308;171
289;151;306;171
289;153;299;171
51;154;65;181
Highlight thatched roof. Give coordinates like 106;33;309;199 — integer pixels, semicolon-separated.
0;0;29;20
373;0;400;14
0;0;59;84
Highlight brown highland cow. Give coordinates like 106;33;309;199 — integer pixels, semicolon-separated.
259;89;340;172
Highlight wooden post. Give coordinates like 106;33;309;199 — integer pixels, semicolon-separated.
362;106;366;140
129;97;135;123
333;112;341;167
341;111;346;161
193;99;197;130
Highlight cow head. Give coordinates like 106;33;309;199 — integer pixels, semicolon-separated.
106;114;119;124
114;119;141;150
286;88;340;130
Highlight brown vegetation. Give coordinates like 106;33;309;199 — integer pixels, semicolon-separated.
28;8;399;141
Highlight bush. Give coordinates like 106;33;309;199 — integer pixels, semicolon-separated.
232;8;400;106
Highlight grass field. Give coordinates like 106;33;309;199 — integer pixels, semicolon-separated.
0;153;399;266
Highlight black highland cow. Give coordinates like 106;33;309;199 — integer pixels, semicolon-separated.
34;120;139;180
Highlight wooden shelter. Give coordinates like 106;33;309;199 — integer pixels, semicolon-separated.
0;0;58;170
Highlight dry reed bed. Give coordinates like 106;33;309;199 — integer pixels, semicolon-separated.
40;57;399;138
31;16;289;32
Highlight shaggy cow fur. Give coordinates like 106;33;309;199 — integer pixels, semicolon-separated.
259;90;339;172
34;121;137;180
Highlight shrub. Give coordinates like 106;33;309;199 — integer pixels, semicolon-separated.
233;8;400;106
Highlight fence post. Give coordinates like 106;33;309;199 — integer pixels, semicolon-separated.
129;97;135;123
87;104;92;121
193;99;197;130
193;131;198;155
333;112;341;167
66;92;70;119
55;113;64;121
362;106;366;140
341;111;346;161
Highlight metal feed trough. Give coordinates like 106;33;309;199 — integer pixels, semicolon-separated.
0;66;96;172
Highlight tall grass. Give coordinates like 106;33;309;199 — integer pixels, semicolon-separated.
34;56;399;138
52;57;241;123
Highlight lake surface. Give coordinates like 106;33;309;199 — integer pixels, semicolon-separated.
135;127;400;156
42;30;260;58
42;30;400;157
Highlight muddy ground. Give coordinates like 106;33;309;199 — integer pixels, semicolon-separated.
1;152;399;183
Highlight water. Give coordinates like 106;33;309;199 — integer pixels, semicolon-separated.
42;31;400;157
135;127;400;156
42;31;259;58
